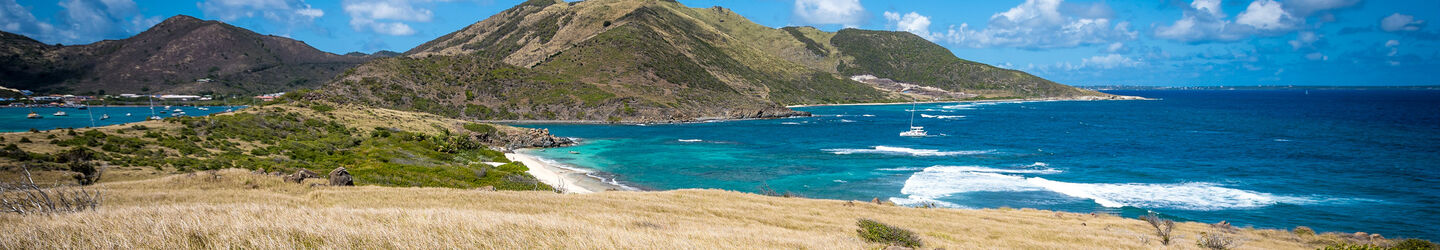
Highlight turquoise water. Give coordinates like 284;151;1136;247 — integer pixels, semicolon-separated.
520;89;1440;240
0;106;244;132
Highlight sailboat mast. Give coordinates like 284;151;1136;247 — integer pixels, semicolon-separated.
909;100;917;128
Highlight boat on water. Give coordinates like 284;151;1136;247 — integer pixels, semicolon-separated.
76;105;87;110
26;112;41;119
197;107;209;111
53;111;68;116
899;100;927;137
173;109;182;112
125;113;132;116
100;114;110;120
148;116;162;120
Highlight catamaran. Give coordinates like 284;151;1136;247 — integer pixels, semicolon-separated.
899;100;927;137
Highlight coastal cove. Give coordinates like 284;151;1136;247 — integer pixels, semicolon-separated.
513;89;1440;241
0;106;245;132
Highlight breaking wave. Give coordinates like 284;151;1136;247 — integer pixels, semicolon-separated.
823;146;995;157
920;114;966;120
894;165;1335;211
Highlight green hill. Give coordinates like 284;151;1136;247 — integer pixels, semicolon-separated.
325;0;1119;123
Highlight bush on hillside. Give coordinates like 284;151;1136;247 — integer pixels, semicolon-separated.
856;218;922;248
1142;212;1176;246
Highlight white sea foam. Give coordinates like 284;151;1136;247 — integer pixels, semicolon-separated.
677;139;703;142
861;114;875;117
896;165;1314;211
839;119;856;123
941;104;976;110
781;122;801;125
833;179;848;183
920;114;966;120
823;146;995;157
876;167;924;171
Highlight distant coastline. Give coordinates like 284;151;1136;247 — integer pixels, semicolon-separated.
785;95;1151;108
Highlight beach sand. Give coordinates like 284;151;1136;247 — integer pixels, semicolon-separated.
506;150;625;194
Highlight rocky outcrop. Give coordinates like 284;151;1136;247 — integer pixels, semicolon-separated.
284;169;320;183
328;167;353;186
498;128;575;149
731;106;812;120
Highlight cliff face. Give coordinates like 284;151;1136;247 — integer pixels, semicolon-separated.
0;15;369;95
325;0;1114;123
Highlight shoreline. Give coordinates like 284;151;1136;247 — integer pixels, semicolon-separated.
785;95;1152;108
505;150;630;194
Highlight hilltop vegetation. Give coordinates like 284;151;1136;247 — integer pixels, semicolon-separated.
0;96;564;190
326;0;1117;123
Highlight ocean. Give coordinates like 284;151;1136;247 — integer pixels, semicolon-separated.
0;106;243;132
519;89;1440;240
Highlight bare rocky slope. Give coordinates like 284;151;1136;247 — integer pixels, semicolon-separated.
324;0;1122;123
0;15;370;95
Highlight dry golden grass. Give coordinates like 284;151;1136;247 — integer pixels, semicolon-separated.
0;169;1369;249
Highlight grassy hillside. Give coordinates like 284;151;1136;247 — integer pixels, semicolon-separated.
0;168;1413;249
831;29;1105;98
327;0;1121;123
0;96;565;190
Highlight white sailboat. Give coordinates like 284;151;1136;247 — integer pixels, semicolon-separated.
899;100;927;137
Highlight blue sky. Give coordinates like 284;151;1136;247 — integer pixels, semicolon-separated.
2;0;1437;86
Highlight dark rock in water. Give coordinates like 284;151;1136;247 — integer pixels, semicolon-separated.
328;167;354;186
732;106;812;120
284;169;320;183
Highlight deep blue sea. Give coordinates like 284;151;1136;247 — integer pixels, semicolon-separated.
519;89;1440;240
0;106;243;132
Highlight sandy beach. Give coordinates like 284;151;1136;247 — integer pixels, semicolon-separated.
506;150;626;194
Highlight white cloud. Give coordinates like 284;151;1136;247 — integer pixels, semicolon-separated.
1081;54;1141;69
199;0;323;21
1304;52;1327;61
897;0;1135;49
296;7;324;18
883;11;932;39
1191;0;1224;17
1105;42;1124;53
343;0;448;36
792;0;866;27
1156;0;1357;43
1385;39;1400;47
1380;13;1424;32
1235;0;1296;31
1288;31;1320;50
0;0;159;45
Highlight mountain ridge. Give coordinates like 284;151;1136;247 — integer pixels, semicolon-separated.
0;15;369;95
323;0;1124;123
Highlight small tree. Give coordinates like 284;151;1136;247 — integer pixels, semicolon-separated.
1142;212;1176;246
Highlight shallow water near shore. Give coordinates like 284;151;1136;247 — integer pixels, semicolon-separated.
517;89;1440;240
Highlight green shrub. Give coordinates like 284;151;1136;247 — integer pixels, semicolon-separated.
463;123;497;134
18;137;31;143
309;103;335;113
1392;239;1439;250
856;219;921;248
1324;243;1388;250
